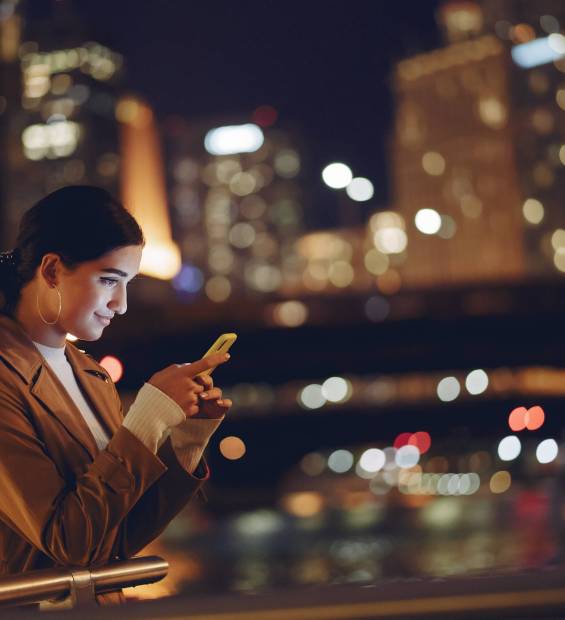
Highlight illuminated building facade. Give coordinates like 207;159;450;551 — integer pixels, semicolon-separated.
390;0;565;288
162;115;307;302
479;0;565;274
0;2;124;249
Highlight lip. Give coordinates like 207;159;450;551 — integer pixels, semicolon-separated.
95;314;111;325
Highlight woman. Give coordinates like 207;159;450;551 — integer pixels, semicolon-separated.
0;185;231;607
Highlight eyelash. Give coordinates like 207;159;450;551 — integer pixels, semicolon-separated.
100;278;119;287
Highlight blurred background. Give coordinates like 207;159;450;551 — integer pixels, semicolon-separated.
2;0;565;603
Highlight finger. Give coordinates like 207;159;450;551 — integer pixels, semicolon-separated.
216;398;232;408
186;378;205;393
194;374;214;390
183;353;230;378
200;387;222;400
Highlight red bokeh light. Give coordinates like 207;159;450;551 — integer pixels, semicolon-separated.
393;432;412;449
409;431;432;454
252;105;278;127
99;355;124;383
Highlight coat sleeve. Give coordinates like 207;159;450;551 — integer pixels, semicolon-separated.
0;378;168;568
108;381;209;559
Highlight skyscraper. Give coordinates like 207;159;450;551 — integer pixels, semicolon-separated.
389;0;565;288
0;1;123;248
162;113;307;302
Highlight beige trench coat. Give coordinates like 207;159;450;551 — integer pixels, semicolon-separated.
0;315;207;606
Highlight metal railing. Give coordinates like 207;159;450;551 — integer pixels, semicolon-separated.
0;555;168;610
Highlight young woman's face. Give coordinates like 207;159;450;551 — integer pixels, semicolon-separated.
57;245;143;341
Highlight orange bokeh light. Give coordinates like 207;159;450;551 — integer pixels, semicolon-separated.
508;406;527;431
525;405;545;430
219;436;246;460
99;355;124;383
508;405;545;431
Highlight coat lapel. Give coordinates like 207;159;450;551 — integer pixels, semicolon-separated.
30;364;100;460
0;315;122;461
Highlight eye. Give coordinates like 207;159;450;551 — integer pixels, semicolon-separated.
100;278;119;287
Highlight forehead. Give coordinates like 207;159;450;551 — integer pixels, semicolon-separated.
90;245;143;274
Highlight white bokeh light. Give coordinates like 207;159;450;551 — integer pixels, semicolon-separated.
322;162;353;189
465;369;489;395
536;439;558;464
395;445;420;468
437;377;461;402
359;448;386;473
373;228;408;254
346;177;374;201
415;209;442;235
204;124;264;156
299;384;326;409
328;449;354;473
498;435;521;461
321;377;351;403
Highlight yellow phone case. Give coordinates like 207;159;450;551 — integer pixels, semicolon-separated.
198;332;237;377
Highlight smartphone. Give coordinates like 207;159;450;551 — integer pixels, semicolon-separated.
197;332;237;377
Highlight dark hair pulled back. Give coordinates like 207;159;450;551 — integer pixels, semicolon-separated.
0;185;145;317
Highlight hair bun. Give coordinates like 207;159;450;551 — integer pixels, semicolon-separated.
0;250;17;267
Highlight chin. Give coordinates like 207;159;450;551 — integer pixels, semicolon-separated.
69;326;104;342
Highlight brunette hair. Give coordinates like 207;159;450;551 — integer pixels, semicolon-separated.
0;186;144;317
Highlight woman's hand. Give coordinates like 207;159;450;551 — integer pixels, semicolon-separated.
147;352;230;418
193;373;232;419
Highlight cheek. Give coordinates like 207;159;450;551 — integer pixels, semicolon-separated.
67;283;105;313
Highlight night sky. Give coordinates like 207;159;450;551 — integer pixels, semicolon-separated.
40;1;442;224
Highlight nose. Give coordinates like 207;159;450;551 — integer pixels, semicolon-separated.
109;284;127;316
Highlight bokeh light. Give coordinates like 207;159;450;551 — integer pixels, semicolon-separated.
300;452;326;476
327;449;354;473
299;384;326;410
358;448;386;473
395;445;420;468
536;438;558;464
508;406;528;431
421;151;446;176
415;208;442;234
465;369;489;395
219;436;246;460
490;471;511;494
321;377;352;403
99;355;123;383
281;492;323;518
321;162;353;189
497;435;521;461
346;177;374;202
436;376;460;402
409;431;432;454
522;198;544;224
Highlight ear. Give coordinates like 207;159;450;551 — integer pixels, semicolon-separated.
39;253;61;287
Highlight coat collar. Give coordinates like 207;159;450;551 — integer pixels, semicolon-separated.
0;314;121;460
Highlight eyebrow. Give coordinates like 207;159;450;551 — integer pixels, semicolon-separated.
100;268;129;278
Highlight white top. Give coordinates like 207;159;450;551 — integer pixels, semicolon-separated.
32;340;110;450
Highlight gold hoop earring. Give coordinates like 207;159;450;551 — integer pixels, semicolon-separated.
36;286;62;325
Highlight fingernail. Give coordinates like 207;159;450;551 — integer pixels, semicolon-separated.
217;400;223;405
201;392;208;398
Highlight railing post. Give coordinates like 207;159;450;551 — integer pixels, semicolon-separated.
69;568;97;608
38;568;97;612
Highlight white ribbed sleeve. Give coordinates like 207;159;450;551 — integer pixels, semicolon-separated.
122;382;224;473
